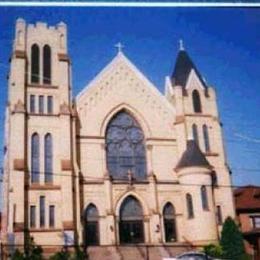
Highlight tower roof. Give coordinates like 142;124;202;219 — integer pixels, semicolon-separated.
171;49;207;89
176;140;211;170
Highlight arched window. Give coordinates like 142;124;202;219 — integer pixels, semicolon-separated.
31;44;40;83
84;204;99;245
31;133;40;183
186;193;194;219
43;45;51;84
163;203;177;242
203;125;210;152
192;90;202;113
201;185;209;210
106;111;147;181
119;196;144;244
44;134;53;183
192;124;199;146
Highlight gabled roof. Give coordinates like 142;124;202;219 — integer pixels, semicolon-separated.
176;140;211;170
234;185;260;211
76;52;175;114
171;49;207;89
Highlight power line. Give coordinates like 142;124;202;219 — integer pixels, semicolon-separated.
0;168;259;189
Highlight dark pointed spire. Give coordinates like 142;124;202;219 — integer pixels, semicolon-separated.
175;140;211;170
171;42;207;89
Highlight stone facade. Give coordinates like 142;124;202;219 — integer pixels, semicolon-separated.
1;19;235;249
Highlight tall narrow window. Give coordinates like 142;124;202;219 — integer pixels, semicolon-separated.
49;205;55;228
192;90;202;113
203;125;210;152
31;133;40;183
201;185;209;210
105;110;147;180
186;193;194;219
40;196;45;228
192;124;199;146
44;134;53;183
39;95;44;114
163;203;177;242
31;44;40;83
47;96;53;114
30;205;36;228
216;206;223;225
43;45;51;84
85;204;99;245
30;95;35;113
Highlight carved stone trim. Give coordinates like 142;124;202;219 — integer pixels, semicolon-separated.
58;53;70;63
29;184;61;190
13;222;24;232
14;50;26;59
146;137;176;142
29;228;62;233
146;144;153;150
27;83;58;89
174;115;185;125
77;135;105;140
185;113;212;118
81;179;104;185
13;100;25;113
13;159;25;171
60;102;71;115
63;221;74;230
61;160;72;171
205;152;219;157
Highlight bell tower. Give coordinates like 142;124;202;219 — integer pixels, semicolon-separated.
165;41;235;241
3;18;76;247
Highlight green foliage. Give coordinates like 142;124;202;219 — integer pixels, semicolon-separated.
49;246;86;260
11;237;43;260
71;246;86;260
49;249;71;260
11;249;25;260
203;243;223;258
220;216;247;260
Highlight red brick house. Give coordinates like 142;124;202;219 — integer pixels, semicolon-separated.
234;185;260;259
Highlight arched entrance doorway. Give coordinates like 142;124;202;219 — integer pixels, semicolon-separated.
84;204;99;245
163;202;177;242
119;196;144;244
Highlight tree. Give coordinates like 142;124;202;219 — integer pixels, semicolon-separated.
203;243;223;258
220;216;246;260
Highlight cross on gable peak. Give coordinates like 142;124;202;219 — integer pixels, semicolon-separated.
115;42;124;53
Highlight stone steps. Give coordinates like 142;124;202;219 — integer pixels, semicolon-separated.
86;244;193;260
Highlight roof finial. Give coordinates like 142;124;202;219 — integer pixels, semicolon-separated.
179;39;184;51
114;42;124;54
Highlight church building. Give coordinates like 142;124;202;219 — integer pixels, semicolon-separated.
2;19;235;254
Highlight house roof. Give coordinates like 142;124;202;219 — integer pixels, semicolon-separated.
234;185;260;212
175;140;211;170
171;49;207;89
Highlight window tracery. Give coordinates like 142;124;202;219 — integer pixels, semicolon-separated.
106;111;147;180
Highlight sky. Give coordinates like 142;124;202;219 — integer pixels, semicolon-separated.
0;7;259;194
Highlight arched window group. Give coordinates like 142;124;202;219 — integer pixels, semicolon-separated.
191;124;211;152
192;90;202;113
105;111;147;181
31;44;52;85
31;133;53;183
83;197;180;245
